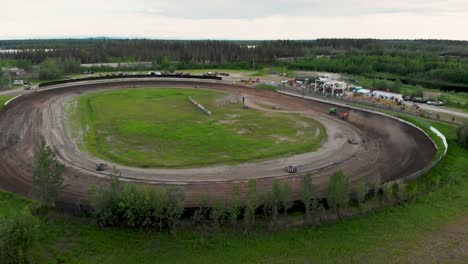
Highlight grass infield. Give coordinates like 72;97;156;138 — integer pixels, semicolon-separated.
69;88;326;168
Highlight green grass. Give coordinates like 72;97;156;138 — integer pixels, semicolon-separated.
70;88;326;168
1;118;467;263
0;95;15;111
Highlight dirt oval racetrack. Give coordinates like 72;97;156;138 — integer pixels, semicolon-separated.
0;79;437;209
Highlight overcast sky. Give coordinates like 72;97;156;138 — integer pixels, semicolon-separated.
1;0;468;40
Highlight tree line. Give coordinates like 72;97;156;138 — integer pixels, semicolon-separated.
1;39;467;91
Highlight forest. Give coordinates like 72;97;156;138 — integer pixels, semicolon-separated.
1;38;467;91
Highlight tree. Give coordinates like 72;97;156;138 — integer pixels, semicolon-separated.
152;188;169;232
271;179;282;224
39;59;63;80
165;187;185;234
160;56;171;70
0;209;38;264
382;184;394;205
356;178;368;209
373;177;382;200
327;170;350;217
456;124;468;148
192;195;209;227
32;140;65;207
61;57;81;74
392;183;406;204
120;184;140;228
0;70;11;90
281;182;293;216
301;175;317;223
210;199;227;229
228;185;241;225
245;179;261;227
90;169;122;227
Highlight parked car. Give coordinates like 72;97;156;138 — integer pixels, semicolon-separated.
403;95;411;101
417;98;427;103
411;97;419;102
427;101;435;105
434;101;445;106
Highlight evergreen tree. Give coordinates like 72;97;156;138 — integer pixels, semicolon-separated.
33;140;65;207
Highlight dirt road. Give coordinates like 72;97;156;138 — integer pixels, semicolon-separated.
414;102;468;120
0;79;437;208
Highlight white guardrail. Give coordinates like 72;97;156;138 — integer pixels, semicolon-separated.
431;126;448;153
4;94;22;106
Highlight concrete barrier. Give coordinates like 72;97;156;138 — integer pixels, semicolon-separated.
188;97;212;116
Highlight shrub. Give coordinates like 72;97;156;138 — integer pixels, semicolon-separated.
0;209;38;264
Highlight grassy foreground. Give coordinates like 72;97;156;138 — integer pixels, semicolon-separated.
70;88;325;168
0;118;467;263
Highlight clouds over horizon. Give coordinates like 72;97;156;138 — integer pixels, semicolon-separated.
1;0;468;40
138;0;468;19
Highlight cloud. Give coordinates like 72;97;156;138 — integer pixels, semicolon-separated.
137;0;468;19
0;0;467;40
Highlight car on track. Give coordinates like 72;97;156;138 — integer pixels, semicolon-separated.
285;165;297;173
96;163;108;171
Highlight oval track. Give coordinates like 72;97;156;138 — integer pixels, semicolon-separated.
0;79;437;208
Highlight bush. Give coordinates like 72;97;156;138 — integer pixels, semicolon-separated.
456;124;468;148
90;173;185;232
0;209;39;264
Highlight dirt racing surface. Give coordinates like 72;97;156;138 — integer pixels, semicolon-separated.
0;79;437;208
